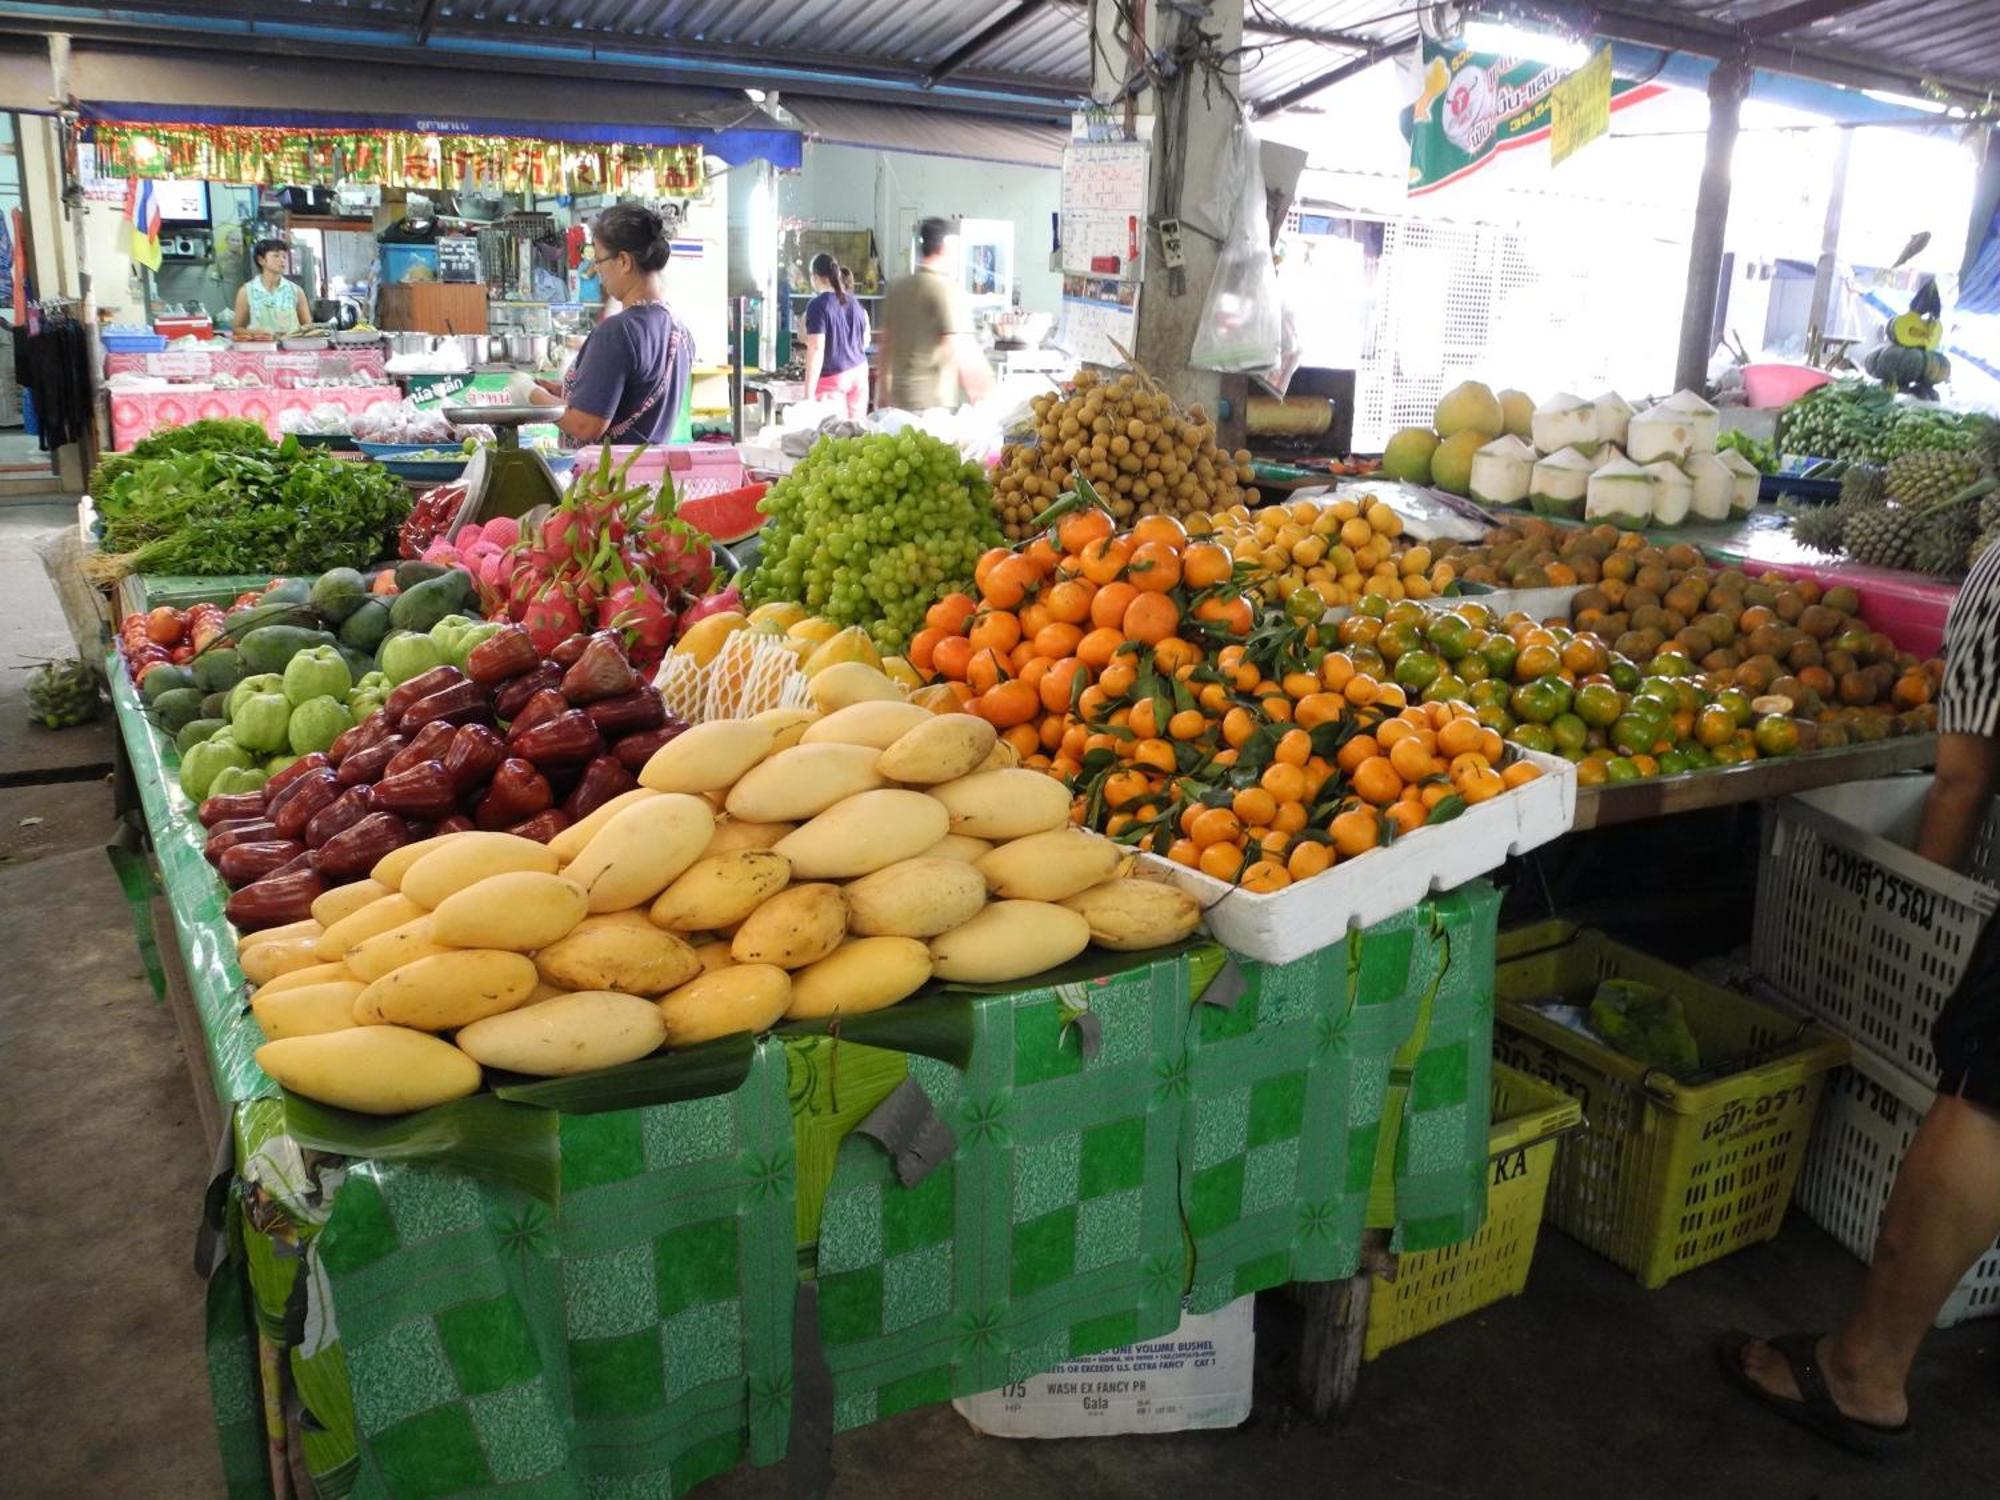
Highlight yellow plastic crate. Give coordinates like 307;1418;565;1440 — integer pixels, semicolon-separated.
1492;922;1848;1289
1365;1064;1584;1359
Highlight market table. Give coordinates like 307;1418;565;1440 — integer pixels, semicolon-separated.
108;630;1501;1498
108;385;403;450
1572;734;1938;830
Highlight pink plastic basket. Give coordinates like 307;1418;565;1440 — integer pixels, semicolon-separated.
570;444;747;499
1742;363;1833;408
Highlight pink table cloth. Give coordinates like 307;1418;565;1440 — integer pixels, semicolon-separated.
104;347;388;385
108;385;403;449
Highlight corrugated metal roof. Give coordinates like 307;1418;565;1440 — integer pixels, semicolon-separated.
17;0;2000;112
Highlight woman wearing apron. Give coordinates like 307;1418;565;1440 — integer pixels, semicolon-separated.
232;239;312;341
522;205;693;446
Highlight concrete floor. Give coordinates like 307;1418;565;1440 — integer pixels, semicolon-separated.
0;501;1995;1499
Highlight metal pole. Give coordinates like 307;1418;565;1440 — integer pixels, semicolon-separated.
730;296;747;443
1807;127;1853;344
1675;58;1749;394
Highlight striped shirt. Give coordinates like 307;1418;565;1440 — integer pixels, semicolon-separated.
1940;540;2000;736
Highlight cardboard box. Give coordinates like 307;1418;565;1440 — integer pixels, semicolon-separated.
954;1297;1253;1438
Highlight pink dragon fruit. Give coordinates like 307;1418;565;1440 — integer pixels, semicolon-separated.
678;584;743;634
521;582;585;655
452;520;485;548
421;537;461;569
607;581;677;668
480;514;521;549
540;508;583;568
646;519;712;598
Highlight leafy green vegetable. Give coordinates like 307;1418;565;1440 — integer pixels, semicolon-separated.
97;438;409;578
90;418;271;511
1715;429;1777;475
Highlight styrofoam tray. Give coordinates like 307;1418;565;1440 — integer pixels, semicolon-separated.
1792;1038;2000;1327
1140;746;1577;965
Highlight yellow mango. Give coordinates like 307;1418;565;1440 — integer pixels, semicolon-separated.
456;991;668;1076
535;913;702;994
975;829;1123;903
255;1027;480;1115
674;610;748;665
369;832;472;891
658;964;791;1048
704;818;797;855
808;660;901;712
354;949;540;1030
773;789;949;879
649;850;791;932
786;938;931;1020
725;742;886;823
730;883;847;968
548;788;661;863
252;981;366;1041
343;915;453;985
751;706;819;751
563;793;715;913
876;713;997;785
431;872;589;951
842;857;989;938
399;833;560;908
800;699;933;750
1062;879;1202;951
637;720;774;794
927;900;1090;983
239;931;327;986
929;769;1072;840
310;880;392;929
315;892;426;962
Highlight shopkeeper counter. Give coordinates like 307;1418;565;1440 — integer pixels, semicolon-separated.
105;347;389;385
106;578;1501;1500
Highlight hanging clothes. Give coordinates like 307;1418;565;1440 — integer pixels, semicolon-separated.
16;309;92;451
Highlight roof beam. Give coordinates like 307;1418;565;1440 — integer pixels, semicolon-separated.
1741;0;1880;39
1505;1;1999;106
1250;45;1403;118
925;1;1054;88
414;0;441;47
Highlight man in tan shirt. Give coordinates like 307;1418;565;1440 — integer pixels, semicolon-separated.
878;217;992;411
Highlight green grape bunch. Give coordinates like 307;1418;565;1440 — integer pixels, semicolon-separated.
744;429;1002;653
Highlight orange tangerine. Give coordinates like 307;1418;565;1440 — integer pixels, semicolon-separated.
1287;840;1333;880
1044;578;1095;624
968;611;1021;656
1437;716;1483;758
1459;765;1505;803
973;549;1010;594
1261;762;1306;803
1232;786;1278;825
1274;728;1313;766
1351;755;1403;806
1189;806;1243;848
1385;801;1426;837
1330;808;1380;858
926;591;978;635
908;626;946;674
1182;541;1233;589
976;679;1040;729
1127;541;1184;593
1091;581;1139;630
1131;514;1189;549
1198;841;1245;883
1133;738;1176;773
1169;708;1208;741
1502;761;1543;789
1098;659;1138;698
1321;653;1357;692
931;635;974;682
1153;636;1201;673
1032;621;1083;659
1077;627;1125;669
1240;860;1290;894
1221;707;1258;748
1387;737;1435;782
1123;592;1181;645
1167;837;1201;868
1273;800;1308;834
1103;769;1151;809
1336;733;1380;773
1127;697;1161;739
1057;507;1115;555
1295;692;1345;730
1344;674;1380;707
1079;535;1133;585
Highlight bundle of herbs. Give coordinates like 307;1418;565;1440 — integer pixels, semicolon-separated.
88;417;272;509
88;436;409;581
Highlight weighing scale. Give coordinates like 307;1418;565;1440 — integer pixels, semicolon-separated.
442;404;569;530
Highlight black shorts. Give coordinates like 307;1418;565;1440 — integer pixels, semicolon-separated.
1937;914;2000;1109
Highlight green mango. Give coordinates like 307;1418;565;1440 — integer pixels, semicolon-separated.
223;600;319;637
175;717;227;754
394;559;450;591
237;624;339;676
200;690;230;721
152;686;209;734
261;577;312;605
388;570;472;635
140;663;195;703
310;567;370;624
190;645;244;693
338;597;392;654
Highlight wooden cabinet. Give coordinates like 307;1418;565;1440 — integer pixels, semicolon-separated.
377;283;488;334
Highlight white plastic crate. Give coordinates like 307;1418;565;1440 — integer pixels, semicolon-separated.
1794;1040;2000;1328
1140;746;1575;965
1752;777;2000;1079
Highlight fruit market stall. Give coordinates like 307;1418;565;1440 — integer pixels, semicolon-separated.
97;425;1568;1494
107;383;406;450
104;345;390;385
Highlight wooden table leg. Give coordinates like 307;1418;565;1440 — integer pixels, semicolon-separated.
1296;1229;1396;1420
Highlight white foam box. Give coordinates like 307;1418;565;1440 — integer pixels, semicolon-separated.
954;1296;1253;1439
1140;747;1576;966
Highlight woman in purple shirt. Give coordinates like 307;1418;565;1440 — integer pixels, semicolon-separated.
526;204;692;445
802;251;870;419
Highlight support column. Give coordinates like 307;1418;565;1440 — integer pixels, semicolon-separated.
1962;126;2000;289
1675;58;1749;393
1807;127;1853;342
1089;0;1246;413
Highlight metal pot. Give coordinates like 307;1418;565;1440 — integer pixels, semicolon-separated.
484;334;509;365
440;334;486;367
386;331;435;357
504;333;547;368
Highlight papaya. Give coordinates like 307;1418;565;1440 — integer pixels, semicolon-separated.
338;597;392;654
238;625;339;676
389;570;472;634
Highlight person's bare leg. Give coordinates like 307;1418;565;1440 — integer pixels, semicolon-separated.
1740;1092;2000;1426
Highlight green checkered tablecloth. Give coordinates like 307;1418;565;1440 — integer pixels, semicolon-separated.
815;958;1192;1431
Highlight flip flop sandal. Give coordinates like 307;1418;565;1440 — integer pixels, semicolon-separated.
1716;1331;1913;1460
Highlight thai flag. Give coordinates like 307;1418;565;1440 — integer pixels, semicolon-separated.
123;177;162;271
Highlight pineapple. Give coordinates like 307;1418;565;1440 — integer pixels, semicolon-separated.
1886;449;1981;507
1838;464;1884;507
1784;498;1849;555
1911;505;1975;577
1842;505;1920;570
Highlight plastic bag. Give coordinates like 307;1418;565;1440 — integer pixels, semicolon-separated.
1190;117;1284;378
